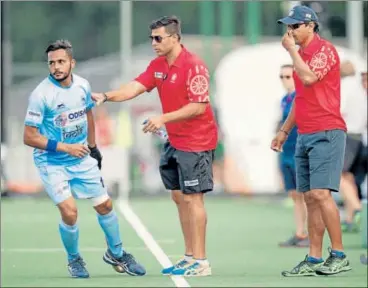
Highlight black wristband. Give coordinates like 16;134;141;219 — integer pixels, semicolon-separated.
88;145;97;150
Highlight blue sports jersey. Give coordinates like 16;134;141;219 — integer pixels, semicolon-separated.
24;74;95;167
280;91;298;158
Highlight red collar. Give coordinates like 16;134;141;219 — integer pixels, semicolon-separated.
300;34;322;55
169;45;187;68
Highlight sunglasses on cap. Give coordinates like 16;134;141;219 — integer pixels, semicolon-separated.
149;35;173;43
280;75;292;79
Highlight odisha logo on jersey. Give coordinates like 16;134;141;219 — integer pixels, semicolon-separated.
54;108;86;127
68;108;86;120
62;125;83;139
54;113;68;127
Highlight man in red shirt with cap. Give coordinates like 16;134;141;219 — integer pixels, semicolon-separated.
92;15;217;277
271;5;352;277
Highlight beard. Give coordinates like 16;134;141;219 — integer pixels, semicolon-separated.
51;66;72;83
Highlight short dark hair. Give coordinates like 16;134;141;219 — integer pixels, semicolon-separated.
45;39;73;57
149;16;181;40
281;64;293;69
313;22;319;33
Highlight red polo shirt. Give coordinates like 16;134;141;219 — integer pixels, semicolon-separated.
135;46;218;152
294;34;347;134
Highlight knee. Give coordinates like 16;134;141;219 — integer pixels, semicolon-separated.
171;190;183;205
59;204;78;225
94;198;113;215
183;193;203;206
183;194;193;205
289;190;298;201
293;191;305;202
304;189;330;205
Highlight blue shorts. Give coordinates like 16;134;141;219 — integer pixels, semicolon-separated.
37;156;107;205
295;129;346;193
280;157;297;192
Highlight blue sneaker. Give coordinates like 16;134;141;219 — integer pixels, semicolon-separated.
171;261;212;277
68;256;90;278
103;250;146;276
161;257;193;275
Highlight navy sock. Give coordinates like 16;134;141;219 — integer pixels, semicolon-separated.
307;256;324;264
331;249;345;258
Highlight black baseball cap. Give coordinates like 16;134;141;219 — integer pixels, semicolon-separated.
277;5;319;25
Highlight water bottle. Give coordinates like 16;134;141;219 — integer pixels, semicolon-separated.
142;119;168;140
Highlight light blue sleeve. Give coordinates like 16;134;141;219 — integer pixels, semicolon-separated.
82;81;95;111
24;91;45;128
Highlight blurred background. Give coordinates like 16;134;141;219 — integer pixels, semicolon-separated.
1;1;367;287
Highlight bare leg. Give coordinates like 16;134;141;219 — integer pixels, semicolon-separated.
172;190;193;256
183;193;207;259
340;172;361;222
304;191;325;258
290;190;308;237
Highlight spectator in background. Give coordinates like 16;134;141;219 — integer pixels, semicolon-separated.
339;61;367;233
357;68;368;265
1;143;43;196
277;64;309;248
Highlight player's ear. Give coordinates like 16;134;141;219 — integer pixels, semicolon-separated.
71;58;76;69
172;34;179;42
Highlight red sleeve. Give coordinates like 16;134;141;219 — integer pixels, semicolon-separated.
134;61;156;92
186;62;210;103
307;43;339;81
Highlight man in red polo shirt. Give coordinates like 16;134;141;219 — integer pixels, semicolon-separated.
92;15;217;277
271;6;352;277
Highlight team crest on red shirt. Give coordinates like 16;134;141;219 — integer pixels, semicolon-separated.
170;73;177;83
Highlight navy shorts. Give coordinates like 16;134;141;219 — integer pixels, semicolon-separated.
159;142;214;194
279;157;297;192
295;129;346;193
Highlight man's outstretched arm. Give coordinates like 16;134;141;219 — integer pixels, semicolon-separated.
92;81;148;104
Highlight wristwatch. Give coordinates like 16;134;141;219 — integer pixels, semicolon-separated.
103;93;108;103
279;129;289;136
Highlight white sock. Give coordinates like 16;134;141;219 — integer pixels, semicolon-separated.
184;254;193;262
194;258;209;266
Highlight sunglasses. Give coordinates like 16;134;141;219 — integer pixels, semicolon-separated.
149;35;173;43
288;22;309;30
280;75;292;79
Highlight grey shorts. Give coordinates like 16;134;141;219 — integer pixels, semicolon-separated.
159;142;214;194
295;129;346;193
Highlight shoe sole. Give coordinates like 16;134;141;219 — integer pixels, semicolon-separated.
316;266;352;276
173;268;212;277
103;253;144;276
281;271;317;277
